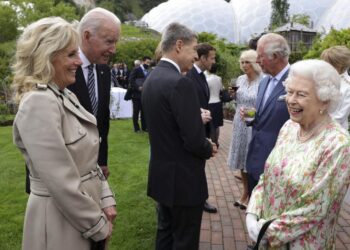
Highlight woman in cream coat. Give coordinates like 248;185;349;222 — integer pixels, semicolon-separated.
12;17;116;250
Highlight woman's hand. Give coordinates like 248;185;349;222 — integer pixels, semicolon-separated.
103;206;117;222
246;213;260;242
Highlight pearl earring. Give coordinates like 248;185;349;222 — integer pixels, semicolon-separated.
319;109;324;115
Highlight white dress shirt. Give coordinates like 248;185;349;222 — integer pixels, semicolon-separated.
79;49;98;102
330;72;350;130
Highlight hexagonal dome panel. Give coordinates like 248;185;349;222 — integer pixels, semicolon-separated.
317;0;350;32
141;0;239;43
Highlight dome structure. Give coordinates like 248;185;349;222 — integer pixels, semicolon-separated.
317;0;350;32
230;0;271;43
141;0;239;43
229;0;335;43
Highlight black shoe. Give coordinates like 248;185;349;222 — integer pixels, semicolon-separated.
134;130;141;133
142;129;148;132
233;201;241;207
203;201;217;213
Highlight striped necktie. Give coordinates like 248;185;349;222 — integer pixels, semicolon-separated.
87;64;98;116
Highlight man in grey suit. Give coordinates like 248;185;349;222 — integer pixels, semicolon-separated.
244;33;290;196
142;23;217;250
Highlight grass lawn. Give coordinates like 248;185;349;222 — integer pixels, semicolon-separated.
0;119;156;250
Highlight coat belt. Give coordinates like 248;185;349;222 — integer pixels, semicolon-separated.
30;168;105;197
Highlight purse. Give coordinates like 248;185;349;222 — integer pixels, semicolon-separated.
220;89;233;103
247;219;273;250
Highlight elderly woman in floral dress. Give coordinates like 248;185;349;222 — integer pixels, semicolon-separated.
246;59;350;249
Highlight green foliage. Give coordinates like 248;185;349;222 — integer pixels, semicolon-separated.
115;39;160;68
0;119;156;249
10;0;78;28
0;4;18;42
291;13;311;27
198;32;246;85
0;41;16;87
304;28;350;59
270;0;290;29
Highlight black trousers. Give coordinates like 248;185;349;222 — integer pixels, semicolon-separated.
132;98;146;131
156;203;204;250
247;173;259;198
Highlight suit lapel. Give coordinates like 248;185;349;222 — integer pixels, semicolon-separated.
192;68;209;100
75;67;93;113
96;65;105;115
258;70;289;117
256;76;270;114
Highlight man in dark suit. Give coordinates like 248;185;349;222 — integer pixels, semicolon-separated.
187;43;218;214
244;33;290;196
129;56;151;132
142;23;217;250
67;8;121;181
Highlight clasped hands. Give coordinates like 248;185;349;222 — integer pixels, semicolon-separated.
103;206;117;240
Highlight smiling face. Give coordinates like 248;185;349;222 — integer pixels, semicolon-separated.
83;22;120;64
285;75;328;130
52;43;82;89
177;38;198;73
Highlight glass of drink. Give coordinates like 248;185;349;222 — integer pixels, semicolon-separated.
243;107;256;123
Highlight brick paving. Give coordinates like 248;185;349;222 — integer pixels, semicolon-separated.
200;120;350;250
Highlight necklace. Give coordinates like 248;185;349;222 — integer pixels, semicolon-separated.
297;116;330;143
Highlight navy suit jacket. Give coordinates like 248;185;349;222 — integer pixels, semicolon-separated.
68;65;111;166
142;60;212;206
246;70;290;180
186;66;211;137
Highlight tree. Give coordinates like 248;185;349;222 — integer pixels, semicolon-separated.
270;0;290;29
10;0;78;28
0;4;18;42
291;13;311;27
304;28;350;59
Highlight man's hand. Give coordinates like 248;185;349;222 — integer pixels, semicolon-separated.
103;206;117;222
100;166;110;179
201;108;212;124
211;141;218;157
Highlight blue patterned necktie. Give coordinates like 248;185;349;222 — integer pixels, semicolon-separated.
87;64;98;116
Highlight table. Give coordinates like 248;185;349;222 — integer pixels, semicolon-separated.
110;87;132;119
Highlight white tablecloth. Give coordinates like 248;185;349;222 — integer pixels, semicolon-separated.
110;87;132;119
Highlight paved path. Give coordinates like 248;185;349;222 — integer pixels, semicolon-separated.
200;121;350;250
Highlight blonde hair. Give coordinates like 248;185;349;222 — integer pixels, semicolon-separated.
12;17;80;103
239;49;262;75
320;46;350;74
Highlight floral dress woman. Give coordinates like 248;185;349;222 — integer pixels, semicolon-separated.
247;119;350;249
227;74;262;171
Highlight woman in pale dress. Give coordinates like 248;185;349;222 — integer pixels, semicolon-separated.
206;64;224;147
246;59;350;249
321;45;350;129
227;50;262;209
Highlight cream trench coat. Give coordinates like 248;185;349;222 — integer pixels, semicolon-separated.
13;84;116;250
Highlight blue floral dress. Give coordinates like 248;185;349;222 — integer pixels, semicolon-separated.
227;74;262;170
247;119;350;249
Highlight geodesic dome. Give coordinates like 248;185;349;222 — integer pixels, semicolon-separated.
141;0;239;43
317;0;350;32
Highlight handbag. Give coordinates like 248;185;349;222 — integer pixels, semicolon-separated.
247;219;272;250
246;219;290;250
220;89;233;103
